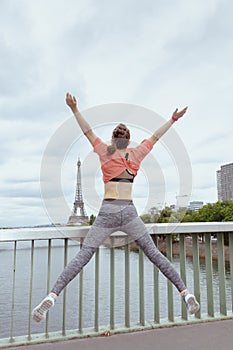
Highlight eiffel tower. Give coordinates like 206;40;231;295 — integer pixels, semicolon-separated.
68;158;89;225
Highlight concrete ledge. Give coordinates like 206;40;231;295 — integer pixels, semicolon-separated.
1;314;233;349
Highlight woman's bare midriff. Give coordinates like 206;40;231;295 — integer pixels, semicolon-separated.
104;181;133;200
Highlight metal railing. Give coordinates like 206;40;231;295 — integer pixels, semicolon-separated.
0;222;233;348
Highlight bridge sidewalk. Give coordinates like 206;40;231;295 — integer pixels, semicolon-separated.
10;319;233;350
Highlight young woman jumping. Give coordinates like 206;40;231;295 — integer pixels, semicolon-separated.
32;93;199;322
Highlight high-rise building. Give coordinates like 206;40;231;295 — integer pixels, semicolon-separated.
188;201;204;211
216;162;233;201
216;169;222;201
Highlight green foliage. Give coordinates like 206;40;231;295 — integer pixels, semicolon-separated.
157;206;172;223
140;201;233;225
140;206;173;224
182;201;233;222
140;214;153;223
140;201;233;246
181;201;233;246
171;208;188;222
89;214;96;225
152;213;160;223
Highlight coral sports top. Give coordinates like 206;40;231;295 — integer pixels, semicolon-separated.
93;137;153;183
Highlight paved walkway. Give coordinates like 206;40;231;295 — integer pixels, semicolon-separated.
10;319;233;350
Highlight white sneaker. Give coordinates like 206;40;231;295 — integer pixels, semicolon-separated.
184;293;200;315
32;295;55;322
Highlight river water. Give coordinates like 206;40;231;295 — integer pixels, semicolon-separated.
0;233;232;338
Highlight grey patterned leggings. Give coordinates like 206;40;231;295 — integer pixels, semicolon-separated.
51;200;186;295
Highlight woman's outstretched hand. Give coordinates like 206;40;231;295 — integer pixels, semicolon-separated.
172;106;188;120
66;93;78;113
66;92;97;145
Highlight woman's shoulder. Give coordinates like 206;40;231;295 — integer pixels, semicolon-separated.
128;139;153;151
93;137;109;156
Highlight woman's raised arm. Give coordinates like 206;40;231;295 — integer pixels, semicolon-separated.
147;107;188;145
66;92;97;145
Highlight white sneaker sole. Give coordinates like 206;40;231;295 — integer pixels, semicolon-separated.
186;295;200;315
32;298;54;322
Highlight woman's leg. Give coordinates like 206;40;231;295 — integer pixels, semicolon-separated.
135;232;199;313
122;208;199;314
121;204;186;292
51;244;96;296
32;233;105;322
32;228;111;322
32;201;120;322
51;223;115;296
135;232;186;292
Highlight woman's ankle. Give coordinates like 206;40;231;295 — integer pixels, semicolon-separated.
49;292;58;299
180;289;188;298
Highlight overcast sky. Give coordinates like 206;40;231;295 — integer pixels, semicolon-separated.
1;0;233;227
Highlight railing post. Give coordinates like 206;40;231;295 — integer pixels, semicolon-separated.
95;247;100;332
166;235;174;322
125;238;130;328
205;233;214;317
46;239;52;337
153;235;160;324
62;238;68;336
110;237;115;330
217;232;227;315
192;234;201;319
139;248;145;326
179;234;187;320
27;240;34;341
229;233;233;313
79;238;84;334
10;241;17;343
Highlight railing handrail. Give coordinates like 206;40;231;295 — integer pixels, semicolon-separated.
1;221;233;241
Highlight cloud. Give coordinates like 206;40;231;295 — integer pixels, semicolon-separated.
0;185;40;198
0;198;47;227
0;0;233;226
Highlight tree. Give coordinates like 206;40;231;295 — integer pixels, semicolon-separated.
222;202;233;221
89;214;96;225
181;201;233;246
158;206;172;223
189;201;233;222
140;214;152;223
172;208;190;222
151;213;160;223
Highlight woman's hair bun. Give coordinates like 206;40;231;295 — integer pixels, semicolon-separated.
107;123;130;154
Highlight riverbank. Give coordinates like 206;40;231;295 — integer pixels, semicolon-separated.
130;237;230;262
